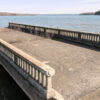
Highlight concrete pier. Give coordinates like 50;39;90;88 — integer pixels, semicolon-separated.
0;27;100;100
0;28;57;100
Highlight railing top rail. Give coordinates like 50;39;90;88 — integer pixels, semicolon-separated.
9;22;100;35
0;39;55;76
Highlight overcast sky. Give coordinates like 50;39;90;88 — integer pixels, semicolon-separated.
0;0;100;14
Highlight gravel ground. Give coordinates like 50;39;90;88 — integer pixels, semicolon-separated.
0;28;100;100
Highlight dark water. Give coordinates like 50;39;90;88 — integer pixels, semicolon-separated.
0;65;29;100
0;15;100;33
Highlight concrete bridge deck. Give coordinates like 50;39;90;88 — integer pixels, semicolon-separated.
0;28;100;100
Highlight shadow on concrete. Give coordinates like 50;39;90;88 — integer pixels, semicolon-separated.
52;37;100;52
0;65;29;100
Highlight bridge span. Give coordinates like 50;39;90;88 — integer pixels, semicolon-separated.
0;23;100;100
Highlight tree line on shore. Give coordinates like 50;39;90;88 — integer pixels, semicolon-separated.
81;10;100;15
95;11;100;15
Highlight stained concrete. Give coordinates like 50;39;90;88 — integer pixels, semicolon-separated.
0;28;100;100
0;51;45;100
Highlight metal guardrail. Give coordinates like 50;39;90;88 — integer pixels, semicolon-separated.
0;39;55;99
9;23;100;47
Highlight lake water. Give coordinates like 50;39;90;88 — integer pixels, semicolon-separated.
0;14;100;33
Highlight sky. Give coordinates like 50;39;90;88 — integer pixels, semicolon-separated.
0;0;100;14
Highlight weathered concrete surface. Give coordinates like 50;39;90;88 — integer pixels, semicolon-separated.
0;56;55;100
0;28;100;100
0;51;45;100
78;89;100;100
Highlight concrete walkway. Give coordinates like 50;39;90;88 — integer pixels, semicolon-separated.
0;28;100;100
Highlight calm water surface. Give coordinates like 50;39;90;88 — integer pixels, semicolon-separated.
0;14;100;33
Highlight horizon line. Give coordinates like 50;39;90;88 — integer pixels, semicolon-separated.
0;10;99;15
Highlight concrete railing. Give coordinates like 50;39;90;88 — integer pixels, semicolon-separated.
9;23;100;47
0;39;55;99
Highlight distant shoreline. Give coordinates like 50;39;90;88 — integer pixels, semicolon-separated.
0;11;100;16
0;12;38;16
80;10;100;15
